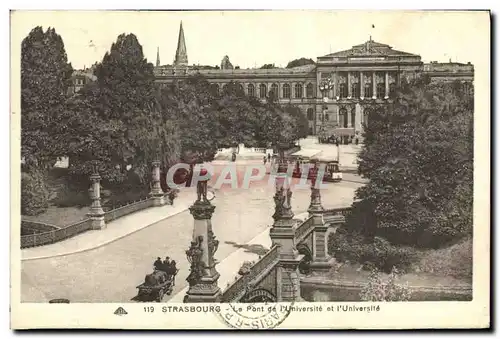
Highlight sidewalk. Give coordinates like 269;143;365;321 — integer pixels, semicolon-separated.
21;188;197;261
168;211;309;302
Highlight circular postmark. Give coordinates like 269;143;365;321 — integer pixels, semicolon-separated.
216;272;299;329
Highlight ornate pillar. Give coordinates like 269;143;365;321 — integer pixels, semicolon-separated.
184;169;221;303
87;162;105;230
347;72;352;99
269;151;303;302
385;72;389;99
150;160;165;206
307;163;332;271
360;72;365;99
372;71;377;99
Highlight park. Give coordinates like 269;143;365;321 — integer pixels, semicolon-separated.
20;24;473;304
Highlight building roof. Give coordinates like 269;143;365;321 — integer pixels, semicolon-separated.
319;39;420;59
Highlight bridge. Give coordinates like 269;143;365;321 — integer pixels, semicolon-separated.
183;161;352;303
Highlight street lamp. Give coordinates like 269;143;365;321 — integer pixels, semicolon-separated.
318;79;333;142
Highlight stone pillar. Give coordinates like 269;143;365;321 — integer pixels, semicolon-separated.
385;72;389;99
316;71;321;98
307;164;332;271
184;173;221;303
347;72;352;99
87;163;105;230
333;72;339;100
360;72;365;99
150;160;165;206
269;159;303;302
303;82;306;99
372;72;377;99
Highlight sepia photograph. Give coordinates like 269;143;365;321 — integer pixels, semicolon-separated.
10;9;490;329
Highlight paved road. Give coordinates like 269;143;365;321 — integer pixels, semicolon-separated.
21;153;364;303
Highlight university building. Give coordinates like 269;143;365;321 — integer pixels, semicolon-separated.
154;22;474;137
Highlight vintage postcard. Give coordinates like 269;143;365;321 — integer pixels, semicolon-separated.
10;10;490;329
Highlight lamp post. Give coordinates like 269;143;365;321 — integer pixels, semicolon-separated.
318;79;333;142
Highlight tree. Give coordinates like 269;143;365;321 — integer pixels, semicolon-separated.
21;26;73;169
260;63;277;69
64;33;178;185
283;104;309;139
350;77;473;248
286;57;315;69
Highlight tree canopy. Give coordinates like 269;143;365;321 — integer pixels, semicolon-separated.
286;57;315;68
349;76;473;248
21;26;73;169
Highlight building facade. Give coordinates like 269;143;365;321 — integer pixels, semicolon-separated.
154;23;474;137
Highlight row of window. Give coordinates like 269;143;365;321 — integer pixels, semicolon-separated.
211;82;316;99
307;108;373;127
331;83;397;99
210;82;398;100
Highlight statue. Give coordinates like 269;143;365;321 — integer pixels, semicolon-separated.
272;187;286;220
196;168;210;202
186;235;205;287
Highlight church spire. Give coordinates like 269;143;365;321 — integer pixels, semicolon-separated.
174;21;188;67
156;47;160;67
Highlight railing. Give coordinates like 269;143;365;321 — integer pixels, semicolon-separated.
21;219;92;248
104;198;154;223
294;216;315;243
21;220;60;234
323;207;352;224
221;245;280;302
21;198;155;249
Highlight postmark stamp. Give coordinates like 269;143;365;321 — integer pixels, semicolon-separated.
217;302;294;330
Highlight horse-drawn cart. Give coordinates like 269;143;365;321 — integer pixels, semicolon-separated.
136;269;178;302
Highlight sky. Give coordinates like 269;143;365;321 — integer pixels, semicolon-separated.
11;10;489;70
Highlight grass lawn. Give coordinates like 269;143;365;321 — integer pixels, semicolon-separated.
22;205;90;227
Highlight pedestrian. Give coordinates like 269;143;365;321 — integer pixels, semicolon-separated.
355;137;359;145
162;256;170;272
267;153;271;162
263;156;267;165
154;257;162;271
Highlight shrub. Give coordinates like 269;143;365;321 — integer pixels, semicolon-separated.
52;187;90;208
359;267;412;301
328;229;416;273
21;171;49;216
103;189;149;209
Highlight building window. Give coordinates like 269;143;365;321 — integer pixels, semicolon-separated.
364;84;373;98
351;107;356;128
389;83;396;96
339;83;347;98
351;83;360;98
318;113;323;121
248;84;255;97
282;84;291;99
270;83;279;98
339;108;348;128
259;84;267;98
306;83;314;98
210;83;220;95
294;83;303;99
376;83;385;99
222;84;228;93
307;108;314;121
237;83;244;95
325;113;329;121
